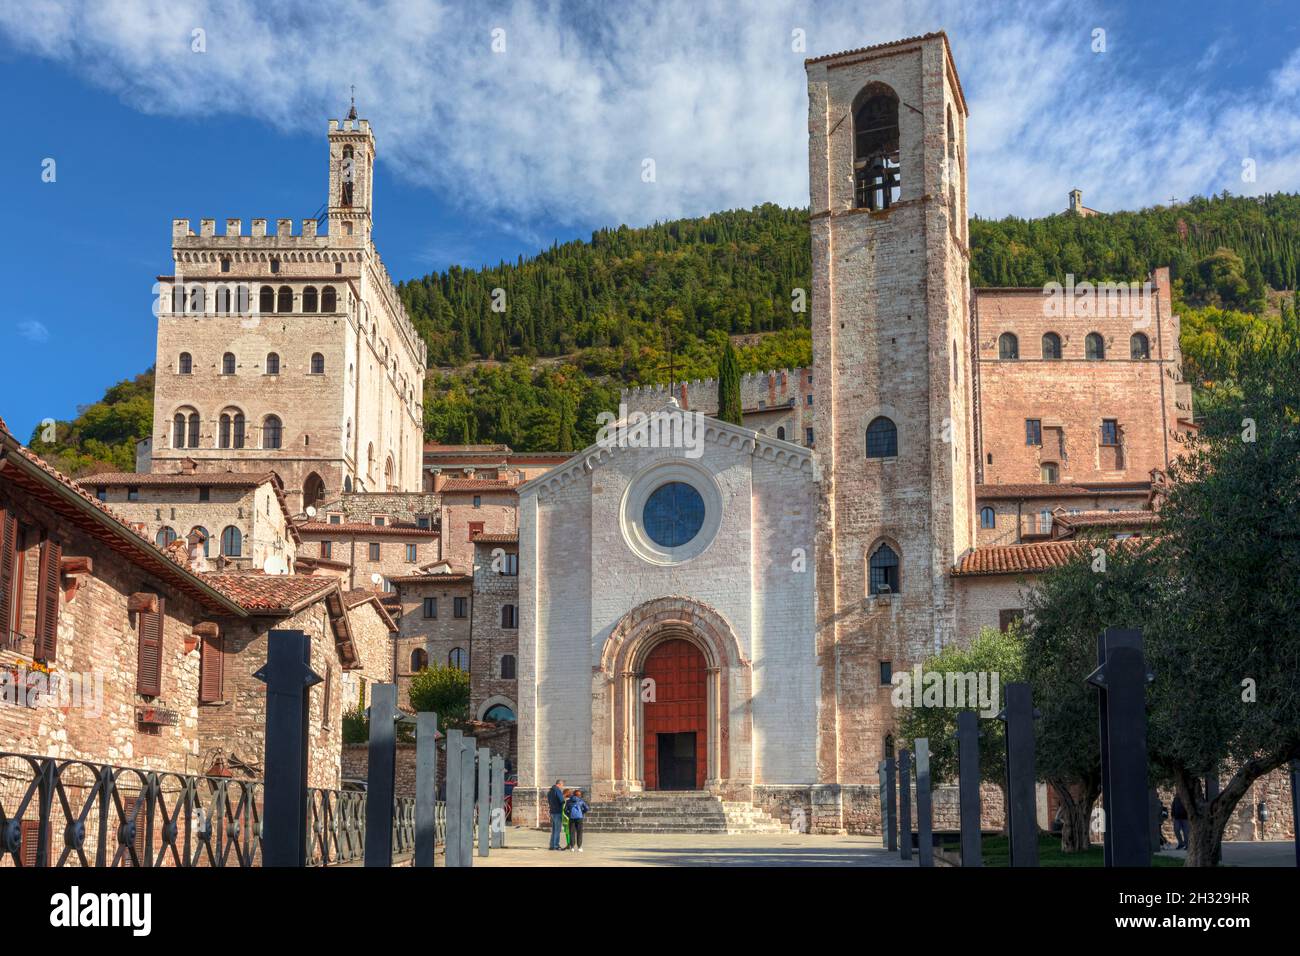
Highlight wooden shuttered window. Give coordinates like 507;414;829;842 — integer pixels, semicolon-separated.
0;506;16;646
32;538;62;662
322;665;332;728
135;595;165;697
198;626;223;703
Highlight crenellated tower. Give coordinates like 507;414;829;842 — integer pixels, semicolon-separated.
147;107;427;516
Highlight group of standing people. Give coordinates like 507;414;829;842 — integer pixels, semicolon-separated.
547;779;589;852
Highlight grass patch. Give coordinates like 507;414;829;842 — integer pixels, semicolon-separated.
979;833;1183;867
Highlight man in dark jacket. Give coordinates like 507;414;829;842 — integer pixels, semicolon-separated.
547;780;566;850
1172;794;1190;850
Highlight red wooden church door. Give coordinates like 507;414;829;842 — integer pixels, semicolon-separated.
642;639;707;790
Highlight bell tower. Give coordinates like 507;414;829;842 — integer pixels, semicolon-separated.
327;93;375;239
805;33;976;810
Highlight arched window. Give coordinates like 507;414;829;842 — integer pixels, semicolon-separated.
367;443;375;477
484;703;515;721
410;648;428;672
501;604;517;629
265;352;280;375
343;475;353;493
853;86;900;210
215;285;231;314
777;426;786;441
980;506;996;529
1130;333;1150;360
259;285;274;314
1041;462;1059;483
263;415;283;450
449;647;468;671
865;416;898;458
219;410;246;449
999;332;1019;360
220;526;242;557
311;352;325;374
187;412;200;448
222;352;236;375
187;284;205;314
384;455;394;490
321;286;337;312
171;285;185;314
173;413;186;448
1085;333;1105;360
1042;332;1062;360
178;352;192;374
155;526;176;548
340;146;354;206
191;527;210;557
277;285;292;313
500;656;517;679
868;543;900;595
302;286;318;313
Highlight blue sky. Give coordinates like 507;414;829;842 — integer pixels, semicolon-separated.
2;0;1298;440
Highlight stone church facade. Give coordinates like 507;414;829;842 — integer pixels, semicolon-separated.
145;108;427;515
512;32;1235;834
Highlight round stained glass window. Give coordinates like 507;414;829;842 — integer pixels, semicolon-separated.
642;481;706;548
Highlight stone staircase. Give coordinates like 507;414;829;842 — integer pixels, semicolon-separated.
582;792;788;834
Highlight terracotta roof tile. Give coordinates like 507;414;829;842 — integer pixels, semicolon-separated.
472;532;518;544
298;521;439;537
388;573;474;585
80;471;277;488
1053;510;1159;530
438;479;518;493
951;541;1086;577
976;482;1152;500
203;573;338;612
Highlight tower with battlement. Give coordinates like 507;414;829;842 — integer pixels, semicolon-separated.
806;34;976;823
148;111;427;515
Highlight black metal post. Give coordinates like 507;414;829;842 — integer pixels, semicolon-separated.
898;749;912;861
477;746;490;858
956;709;982;867
1289;758;1299;868
254;629;321;867
1000;682;1039;867
445;729;464;867
1087;627;1153;867
364;684;398;867
884;756;897;852
414;711;438;867
915;738;933;867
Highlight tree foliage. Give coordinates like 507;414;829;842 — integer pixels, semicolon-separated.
408;663;471;725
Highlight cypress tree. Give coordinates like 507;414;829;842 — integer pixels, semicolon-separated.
717;339;743;426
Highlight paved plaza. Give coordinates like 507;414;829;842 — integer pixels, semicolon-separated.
472;827;911;867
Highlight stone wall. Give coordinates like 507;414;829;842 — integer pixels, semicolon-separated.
0;487;209;775
470;541;519;719
974;269;1188;487
198;602;345;789
394;577;472;710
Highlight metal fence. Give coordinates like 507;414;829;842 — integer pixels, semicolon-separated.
0;752;436;868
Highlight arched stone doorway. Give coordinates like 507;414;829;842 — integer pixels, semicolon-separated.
303;472;326;510
596;596;752;800
642;639;707;790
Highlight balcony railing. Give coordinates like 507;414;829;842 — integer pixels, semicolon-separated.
0;752;435;868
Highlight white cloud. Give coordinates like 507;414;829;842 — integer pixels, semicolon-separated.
1;0;1297;232
17;320;50;343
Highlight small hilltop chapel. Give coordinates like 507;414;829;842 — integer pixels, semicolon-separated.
510;32;1202;832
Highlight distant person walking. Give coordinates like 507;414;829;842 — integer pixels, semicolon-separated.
1172;794;1190;850
565;789;589;852
547;779;566;851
